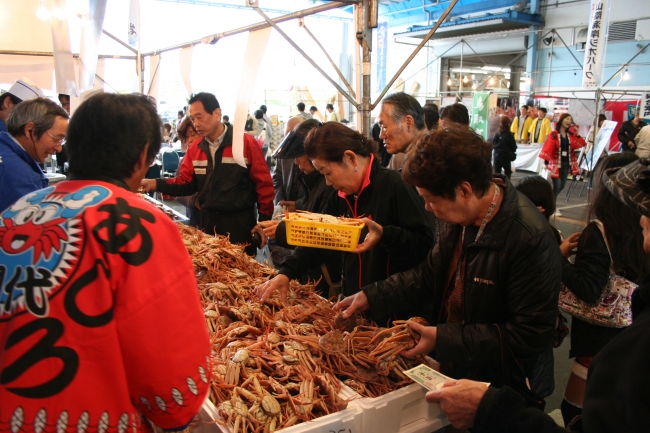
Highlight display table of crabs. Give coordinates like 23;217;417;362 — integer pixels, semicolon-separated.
177;224;428;433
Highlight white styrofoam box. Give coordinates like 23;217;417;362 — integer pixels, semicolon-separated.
353;384;449;433
278;403;362;433
199;385;363;433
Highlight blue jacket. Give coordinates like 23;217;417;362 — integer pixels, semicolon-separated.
0;132;48;211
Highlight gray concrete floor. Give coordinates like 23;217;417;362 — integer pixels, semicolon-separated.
163;169;589;418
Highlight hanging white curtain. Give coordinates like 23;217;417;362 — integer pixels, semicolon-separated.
232;28;272;167
51;0;77;96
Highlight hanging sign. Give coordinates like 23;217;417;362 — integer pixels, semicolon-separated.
470;92;490;140
642;92;650;119
376;22;388;93
582;0;609;89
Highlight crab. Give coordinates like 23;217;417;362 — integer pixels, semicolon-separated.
225;348;249;385
236;376;283;433
217;393;250;433
283;341;318;372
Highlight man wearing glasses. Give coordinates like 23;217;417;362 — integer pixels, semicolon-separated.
0;98;69;211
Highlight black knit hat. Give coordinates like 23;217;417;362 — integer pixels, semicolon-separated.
603;158;650;218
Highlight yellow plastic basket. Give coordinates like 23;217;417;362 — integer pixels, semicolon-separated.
283;215;365;252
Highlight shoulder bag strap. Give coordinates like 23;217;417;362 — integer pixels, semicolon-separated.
591;219;614;272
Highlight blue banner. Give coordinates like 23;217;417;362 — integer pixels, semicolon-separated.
376;22;388;93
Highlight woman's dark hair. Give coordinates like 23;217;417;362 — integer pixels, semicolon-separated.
555;113;572;132
498;115;511;134
403;127;493;199
163;122;172;132
516;175;555;220
588;152;649;281
176;116;196;143
67;93;162;181
598;113;606;123
304;121;378;162
188;92;219;114
423;103;439;130
439;103;470;126
382;92;425;131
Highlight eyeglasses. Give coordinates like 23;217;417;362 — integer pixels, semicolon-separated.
47;132;66;145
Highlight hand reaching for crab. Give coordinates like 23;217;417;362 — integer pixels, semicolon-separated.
259;220;280;241
400;320;437;358
353;218;383;254
254;274;290;303
334;291;370;318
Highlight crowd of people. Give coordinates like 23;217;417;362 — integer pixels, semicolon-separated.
0;80;649;433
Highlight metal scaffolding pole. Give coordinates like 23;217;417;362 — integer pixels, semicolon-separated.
251;6;359;109
141;2;356;57
371;0;459;109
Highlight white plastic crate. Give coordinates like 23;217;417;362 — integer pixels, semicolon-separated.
353;383;449;433
201;386;363;433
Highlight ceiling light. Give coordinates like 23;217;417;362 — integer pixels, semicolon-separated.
489;77;495;86
447;77;452;86
471;83;477;90
36;0;50;20
623;69;630;80
463;75;469;84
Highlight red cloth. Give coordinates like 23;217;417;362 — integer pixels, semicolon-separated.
539;130;586;178
0;180;210;432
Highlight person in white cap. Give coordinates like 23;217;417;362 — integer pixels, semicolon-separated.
0;79;44;133
0;98;69;211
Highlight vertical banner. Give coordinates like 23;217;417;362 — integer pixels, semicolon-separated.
470;92;490;140
128;0;140;47
79;0;107;93
51;0;77;96
642;92;650;119
375;21;388;93
581;0;609;89
179;47;193;95
232;28;272;167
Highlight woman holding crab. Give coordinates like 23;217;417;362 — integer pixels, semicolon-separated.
255;122;434;325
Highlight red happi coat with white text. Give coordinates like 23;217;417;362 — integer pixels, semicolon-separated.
0;180;210;433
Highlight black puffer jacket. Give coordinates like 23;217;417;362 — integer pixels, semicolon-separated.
279;157;434;324
363;177;561;389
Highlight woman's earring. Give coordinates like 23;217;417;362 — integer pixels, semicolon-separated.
354;166;358;172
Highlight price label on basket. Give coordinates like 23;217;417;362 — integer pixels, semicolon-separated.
403;364;454;391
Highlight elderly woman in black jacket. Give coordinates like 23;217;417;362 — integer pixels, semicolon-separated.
336;128;562;398
255;122;434;325
421;158;650;433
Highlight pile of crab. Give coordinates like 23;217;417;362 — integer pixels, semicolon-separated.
177;224;429;433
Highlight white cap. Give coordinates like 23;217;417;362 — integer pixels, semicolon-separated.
7;79;44;102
